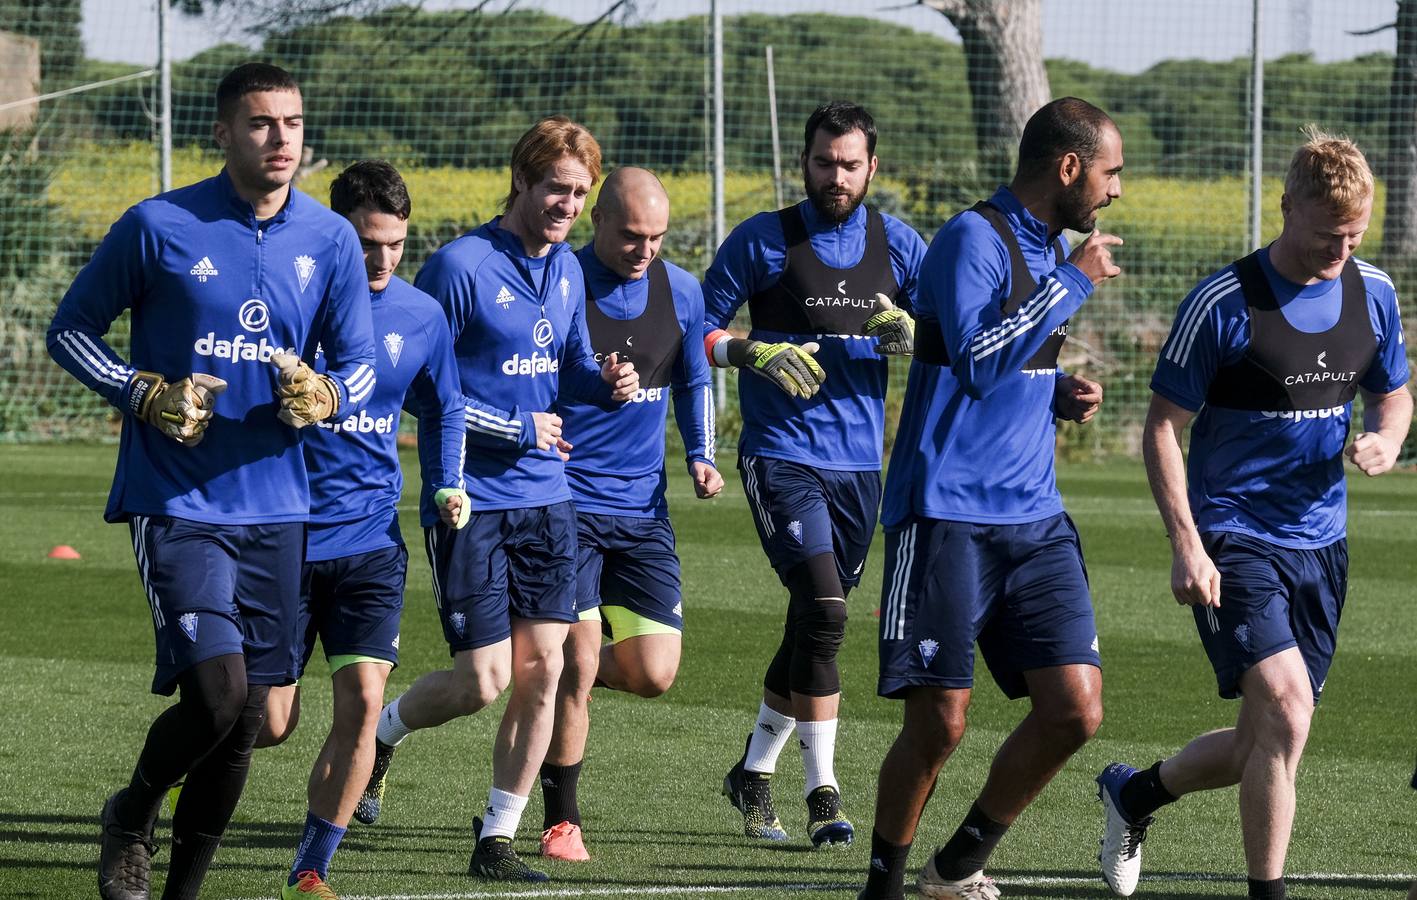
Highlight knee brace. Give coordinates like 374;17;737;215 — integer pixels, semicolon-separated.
763;623;794;699
786;554;848;697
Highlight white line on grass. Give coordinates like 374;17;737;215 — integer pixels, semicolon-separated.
251;872;1417;900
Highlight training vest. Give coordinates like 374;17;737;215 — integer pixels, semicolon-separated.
1206;251;1376;411
916;200;1067;370
746;205;902;334
583;257;682;390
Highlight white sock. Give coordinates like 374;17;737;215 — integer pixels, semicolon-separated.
479;787;528;840
376;696;412;746
797;718;839;795
743;702;796;774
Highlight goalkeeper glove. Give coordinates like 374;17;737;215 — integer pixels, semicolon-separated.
127;371;227;446
434;487;472;529
271;352;340;428
864;293;914;356
727;339;826;399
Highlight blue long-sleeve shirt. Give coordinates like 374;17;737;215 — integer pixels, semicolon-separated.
560;246;715;519
882;186;1093;527
702;200;925;471
47;169;375;525
305;275;469;559
1152;250;1408;548
414;217;611;514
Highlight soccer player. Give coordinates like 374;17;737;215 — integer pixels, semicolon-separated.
703;101;925;848
250;160;478;899
1096;130;1410;900
46;63;376;900
859;97;1123;900
364;117;639;883
537;166;722;861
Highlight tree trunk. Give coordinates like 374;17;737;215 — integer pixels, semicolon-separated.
1385;0;1417;260
923;0;1052;183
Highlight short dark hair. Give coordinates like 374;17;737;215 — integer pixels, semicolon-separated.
330;160;411;219
803;101;877;157
1015;97;1116;181
216;62;300;121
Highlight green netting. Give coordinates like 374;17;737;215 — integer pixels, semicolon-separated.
1;0;1413;455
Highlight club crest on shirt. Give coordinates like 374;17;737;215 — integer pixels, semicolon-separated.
383;332;404;367
178;612;198;642
786;520;803;543
449;612;467;638
918;638;940;667
294;254;317;292
559;276;570;306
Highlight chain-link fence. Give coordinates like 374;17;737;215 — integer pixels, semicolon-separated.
2;0;1413;456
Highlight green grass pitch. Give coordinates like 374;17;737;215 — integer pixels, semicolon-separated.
0;444;1414;899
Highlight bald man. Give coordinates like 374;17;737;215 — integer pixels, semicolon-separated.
537;167;722;861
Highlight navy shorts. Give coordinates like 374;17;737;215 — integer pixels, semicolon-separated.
738;455;881;589
424;502;578;652
1195;531;1347;704
575;512;683;632
295;544;407;676
128;515;303;696
877;512;1100;700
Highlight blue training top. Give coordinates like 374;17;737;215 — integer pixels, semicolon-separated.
882;186;1094;527
304;274;471;560
47;169;376;525
702;199;925;471
413;217;613;516
560;246;715;519
1151;248;1408;548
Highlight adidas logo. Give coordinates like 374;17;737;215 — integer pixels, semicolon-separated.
495;285;516;307
189;256;218;281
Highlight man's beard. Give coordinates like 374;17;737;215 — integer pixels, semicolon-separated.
1057;176;1101;233
805;176;868;224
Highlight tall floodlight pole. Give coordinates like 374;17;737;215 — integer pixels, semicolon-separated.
1249;0;1264;249
158;0;172;192
712;0;727;413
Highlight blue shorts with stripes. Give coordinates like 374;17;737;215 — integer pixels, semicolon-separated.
737;455;881;589
128;515;304;696
575;512;683;630
424;502;579;652
877;512;1099;700
295;544;407;675
1195;531;1347;704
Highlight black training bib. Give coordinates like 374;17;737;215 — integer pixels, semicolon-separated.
583;257;683;391
1206;252;1375;412
746;205;902;335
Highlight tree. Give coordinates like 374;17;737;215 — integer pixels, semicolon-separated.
7;0;83;88
1361;1;1417;258
915;0;1051;181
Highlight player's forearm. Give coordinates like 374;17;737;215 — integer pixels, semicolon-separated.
46;326;138;411
1363;385;1413;446
1142;411;1202;553
672;382;715;464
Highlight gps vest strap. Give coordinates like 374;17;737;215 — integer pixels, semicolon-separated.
916;201;1066;369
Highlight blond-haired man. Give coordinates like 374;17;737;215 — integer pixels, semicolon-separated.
364;117;638;883
1096;129;1411;900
